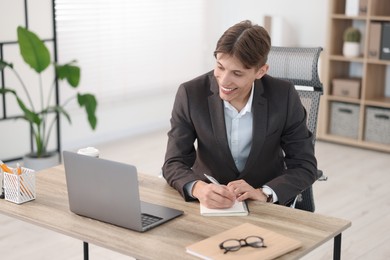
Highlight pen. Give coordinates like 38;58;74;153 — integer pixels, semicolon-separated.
0;160;13;173
204;173;221;185
14;163;33;198
16;163;22;175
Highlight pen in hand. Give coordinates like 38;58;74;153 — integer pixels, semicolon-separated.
204;173;238;205
204;173;221;185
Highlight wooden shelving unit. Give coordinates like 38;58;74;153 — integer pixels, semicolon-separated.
318;0;390;153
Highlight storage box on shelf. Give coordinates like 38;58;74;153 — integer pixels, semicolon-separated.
364;106;390;144
330;102;360;139
318;0;390;153
332;78;361;98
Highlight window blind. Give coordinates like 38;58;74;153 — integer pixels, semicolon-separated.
55;0;206;103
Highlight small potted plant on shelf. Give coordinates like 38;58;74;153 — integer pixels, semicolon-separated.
0;26;97;170
342;27;361;57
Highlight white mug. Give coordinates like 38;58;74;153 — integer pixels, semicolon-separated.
77;147;100;158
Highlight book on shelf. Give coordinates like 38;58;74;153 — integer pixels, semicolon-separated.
380;23;390;60
200;200;248;216
186;223;302;260
368;22;382;59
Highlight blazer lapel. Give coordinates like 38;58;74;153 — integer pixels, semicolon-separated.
240;80;268;177
208;75;238;172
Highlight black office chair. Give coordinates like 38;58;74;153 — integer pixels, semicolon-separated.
267;46;327;212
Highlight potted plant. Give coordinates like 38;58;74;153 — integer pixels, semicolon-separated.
0;26;97;169
342;27;361;57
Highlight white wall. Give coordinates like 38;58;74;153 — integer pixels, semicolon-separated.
63;0;329;151
202;0;328;69
1;0;329;158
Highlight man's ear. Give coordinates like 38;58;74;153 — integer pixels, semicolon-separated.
256;64;269;79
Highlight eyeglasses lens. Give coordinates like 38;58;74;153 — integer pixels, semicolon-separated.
222;239;241;252
246;236;264;248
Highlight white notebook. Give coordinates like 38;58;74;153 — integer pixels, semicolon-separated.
200;200;248;216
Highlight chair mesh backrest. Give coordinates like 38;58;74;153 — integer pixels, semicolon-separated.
296;90;321;142
267;47;323;91
267;47;323;143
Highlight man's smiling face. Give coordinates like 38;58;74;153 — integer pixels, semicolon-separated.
214;53;266;111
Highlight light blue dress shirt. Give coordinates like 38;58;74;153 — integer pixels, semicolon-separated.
223;86;254;172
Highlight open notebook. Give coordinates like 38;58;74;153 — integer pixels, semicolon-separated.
200;200;248;216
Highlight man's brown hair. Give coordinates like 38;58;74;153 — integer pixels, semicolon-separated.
214;20;271;69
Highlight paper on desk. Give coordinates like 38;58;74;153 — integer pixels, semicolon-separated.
200;200;248;216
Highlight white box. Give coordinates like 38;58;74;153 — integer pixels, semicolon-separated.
345;0;359;16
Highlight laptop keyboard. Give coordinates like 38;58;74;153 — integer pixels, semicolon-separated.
141;213;162;227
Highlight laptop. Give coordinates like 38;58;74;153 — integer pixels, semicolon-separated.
63;151;183;232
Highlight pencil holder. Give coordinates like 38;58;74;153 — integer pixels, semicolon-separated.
4;167;36;204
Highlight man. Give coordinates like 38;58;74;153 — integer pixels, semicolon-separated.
162;20;317;209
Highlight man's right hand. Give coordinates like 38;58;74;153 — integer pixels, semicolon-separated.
192;181;236;209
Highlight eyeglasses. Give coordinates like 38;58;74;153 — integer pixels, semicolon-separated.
219;236;267;254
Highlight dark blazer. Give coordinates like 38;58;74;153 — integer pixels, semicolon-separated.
163;71;317;205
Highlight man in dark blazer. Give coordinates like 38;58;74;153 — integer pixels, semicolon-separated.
162;20;317;209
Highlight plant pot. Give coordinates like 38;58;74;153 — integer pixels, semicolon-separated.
23;152;60;171
343;42;360;57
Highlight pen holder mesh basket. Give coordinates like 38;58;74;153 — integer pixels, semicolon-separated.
3;167;36;204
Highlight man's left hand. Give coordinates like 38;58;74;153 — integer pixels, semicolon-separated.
227;179;267;202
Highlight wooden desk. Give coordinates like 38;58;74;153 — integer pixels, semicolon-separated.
0;165;351;259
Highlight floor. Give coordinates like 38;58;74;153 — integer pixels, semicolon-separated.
0;129;389;259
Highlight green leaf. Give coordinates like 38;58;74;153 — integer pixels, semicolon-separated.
17;26;50;73
0;87;40;125
0;88;17;95
77;93;97;130
0;60;13;70
16;97;41;125
46;105;72;124
56;63;80;87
